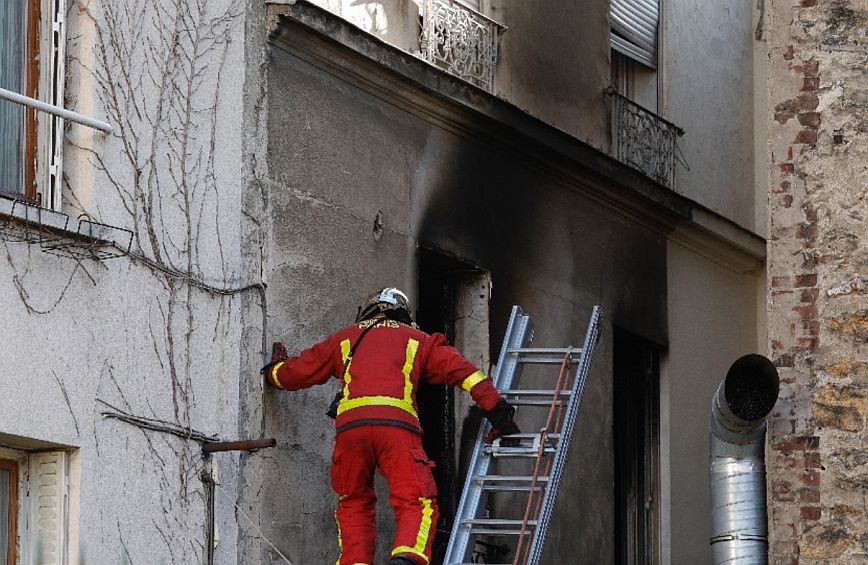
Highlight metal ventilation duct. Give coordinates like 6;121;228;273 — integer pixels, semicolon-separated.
709;354;780;565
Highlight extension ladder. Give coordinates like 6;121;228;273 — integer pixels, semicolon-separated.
444;305;602;565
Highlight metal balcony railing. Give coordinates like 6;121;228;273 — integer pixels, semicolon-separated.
420;0;506;92
606;88;685;189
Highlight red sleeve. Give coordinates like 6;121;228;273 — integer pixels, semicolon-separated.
422;333;502;411
266;334;339;391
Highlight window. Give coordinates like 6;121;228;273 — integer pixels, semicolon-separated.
0;448;71;565
0;458;18;565
610;0;659;69
614;329;660;565
0;0;67;209
0;0;40;201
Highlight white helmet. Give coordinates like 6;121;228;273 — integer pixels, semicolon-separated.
356;287;412;323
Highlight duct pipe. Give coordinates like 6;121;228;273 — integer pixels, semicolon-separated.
709;354;779;565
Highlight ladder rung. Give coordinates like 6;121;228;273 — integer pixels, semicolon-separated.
508;348;581;355
508;399;568;406
475;475;551;483
507;347;582;365
465;529;532;536
485;446;556;457
481;485;546;492
463;519;538;527
501;389;572;396
501;433;561;440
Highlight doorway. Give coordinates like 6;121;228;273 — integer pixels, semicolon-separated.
613;328;661;565
416;250;490;564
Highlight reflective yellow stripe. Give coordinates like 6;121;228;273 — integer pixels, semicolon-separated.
337;395;418;417
402;339;419;403
459;370;487;392
270;361;285;389
337;337;420;418
391;497;434;563
340;339;352;401
335;509;343;551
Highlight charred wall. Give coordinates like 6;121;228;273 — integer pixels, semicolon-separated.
261;7;672;564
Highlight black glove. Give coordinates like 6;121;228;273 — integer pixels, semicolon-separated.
484;399;520;444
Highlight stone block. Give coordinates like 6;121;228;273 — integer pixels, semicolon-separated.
823;358;868;380
826;311;868;343
799;525;853;560
811;385;867;432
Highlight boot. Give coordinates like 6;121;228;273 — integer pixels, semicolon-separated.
389;556;421;565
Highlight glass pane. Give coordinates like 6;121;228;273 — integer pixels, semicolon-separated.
0;467;9;565
0;0;28;194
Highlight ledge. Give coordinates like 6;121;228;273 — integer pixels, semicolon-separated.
267;0;765;273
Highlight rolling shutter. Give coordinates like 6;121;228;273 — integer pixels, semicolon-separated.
610;0;659;69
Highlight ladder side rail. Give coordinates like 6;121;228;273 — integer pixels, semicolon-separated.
512;351;574;564
525;306;603;565
444;306;534;564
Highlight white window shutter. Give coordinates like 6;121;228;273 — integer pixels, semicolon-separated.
610;0;659;69
28;451;67;565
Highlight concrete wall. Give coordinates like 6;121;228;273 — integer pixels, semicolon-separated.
662;242;761;564
0;0;259;562
662;0;761;231
261;16;672;563
765;0;868;562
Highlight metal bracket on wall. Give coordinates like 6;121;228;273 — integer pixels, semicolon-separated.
0;194;133;261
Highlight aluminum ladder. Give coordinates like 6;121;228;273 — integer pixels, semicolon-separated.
443;305;602;565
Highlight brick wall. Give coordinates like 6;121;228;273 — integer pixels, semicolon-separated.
767;0;868;562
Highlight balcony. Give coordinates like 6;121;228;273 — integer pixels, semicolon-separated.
607;88;685;190
419;0;506;92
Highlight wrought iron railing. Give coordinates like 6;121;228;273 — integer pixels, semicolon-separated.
606;88;685;189
420;0;506;92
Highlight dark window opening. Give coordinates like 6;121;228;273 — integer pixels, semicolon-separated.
417;250;488;565
614;328;660;565
417;257;458;565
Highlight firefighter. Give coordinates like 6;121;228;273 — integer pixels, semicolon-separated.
262;287;519;565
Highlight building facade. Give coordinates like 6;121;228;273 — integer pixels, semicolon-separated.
765;0;868;562
0;0;771;564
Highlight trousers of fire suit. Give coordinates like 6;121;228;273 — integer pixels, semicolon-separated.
332;425;439;565
266;315;504;565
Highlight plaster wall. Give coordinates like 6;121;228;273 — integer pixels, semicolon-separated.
491;0;611;149
291;0;612;150
0;0;260;563
661;242;761;564
662;0;760;231
261;25;670;564
302;0;422;51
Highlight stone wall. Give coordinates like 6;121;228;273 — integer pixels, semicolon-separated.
766;0;868;561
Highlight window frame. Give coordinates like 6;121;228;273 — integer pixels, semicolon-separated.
0;458;18;565
23;0;42;202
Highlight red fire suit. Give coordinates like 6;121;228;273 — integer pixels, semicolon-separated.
266;316;503;565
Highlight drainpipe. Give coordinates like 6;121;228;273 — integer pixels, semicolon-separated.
709;354;780;565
